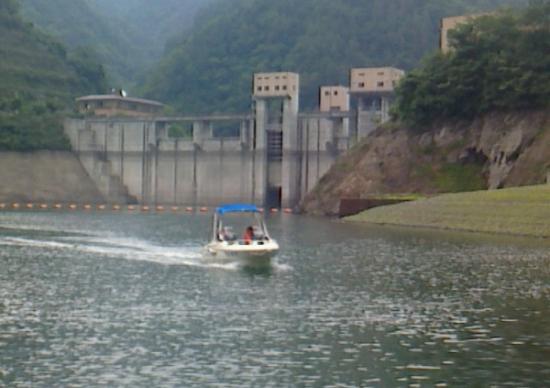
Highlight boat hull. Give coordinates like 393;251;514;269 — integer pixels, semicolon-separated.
205;240;279;267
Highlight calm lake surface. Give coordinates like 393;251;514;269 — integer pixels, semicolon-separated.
0;211;549;387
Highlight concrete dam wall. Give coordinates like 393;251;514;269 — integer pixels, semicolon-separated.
64;110;361;208
0;151;105;203
64;70;398;207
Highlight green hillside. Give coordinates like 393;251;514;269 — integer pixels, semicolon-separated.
87;0;213;58
394;1;550;126
0;0;106;150
19;0;141;87
143;0;527;114
20;0;215;88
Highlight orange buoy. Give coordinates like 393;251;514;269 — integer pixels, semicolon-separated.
185;207;193;212
258;208;264;213
69;204;77;210
112;205;121;211
97;204;106;210
142;206;150;212
199;207;208;213
0;203;6;209
156;206;165;212
270;208;279;213
12;203;20;209
40;204;48;209
26;203;34;209
84;204;92;210
128;205;136;211
54;204;62;209
171;206;179;212
283;208;293;214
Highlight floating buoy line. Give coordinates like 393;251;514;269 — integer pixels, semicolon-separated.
0;202;296;214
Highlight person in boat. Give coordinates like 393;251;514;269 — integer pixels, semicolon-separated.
252;226;266;240
219;226;236;242
243;226;254;244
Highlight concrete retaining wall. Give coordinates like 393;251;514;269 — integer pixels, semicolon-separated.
0;151;104;203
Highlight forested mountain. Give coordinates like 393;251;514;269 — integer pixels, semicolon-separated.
0;0;106;150
20;0;144;87
143;0;528;114
87;0;213;58
20;0;214;88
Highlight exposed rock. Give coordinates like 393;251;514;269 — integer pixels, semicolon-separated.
300;110;550;216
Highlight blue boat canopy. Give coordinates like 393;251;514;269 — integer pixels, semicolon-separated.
216;204;259;215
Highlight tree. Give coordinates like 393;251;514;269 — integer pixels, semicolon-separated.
393;3;550;127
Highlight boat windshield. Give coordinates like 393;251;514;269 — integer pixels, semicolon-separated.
213;211;269;243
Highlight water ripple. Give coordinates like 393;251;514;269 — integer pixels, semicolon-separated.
0;212;549;386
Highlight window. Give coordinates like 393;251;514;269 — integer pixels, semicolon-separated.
282;85;287;90
334;91;338;96
257;86;262;91
325;91;330;96
265;86;270;91
377;81;384;87
377;72;385;76
359;82;365;88
275;85;280;91
358;72;365;76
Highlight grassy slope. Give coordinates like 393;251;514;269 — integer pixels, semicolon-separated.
347;185;550;238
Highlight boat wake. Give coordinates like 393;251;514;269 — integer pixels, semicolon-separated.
0;233;290;272
0;234;241;270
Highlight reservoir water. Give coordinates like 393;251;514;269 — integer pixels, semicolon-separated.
0;211;549;387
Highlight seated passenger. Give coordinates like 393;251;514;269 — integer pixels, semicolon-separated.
243;226;254;244
221;226;237;242
252;226;265;240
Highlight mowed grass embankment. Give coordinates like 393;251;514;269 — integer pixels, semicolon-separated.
347;185;550;238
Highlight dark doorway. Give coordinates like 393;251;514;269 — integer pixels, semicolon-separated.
266;186;282;209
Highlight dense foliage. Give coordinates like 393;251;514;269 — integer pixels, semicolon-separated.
20;0;141;87
143;0;526;114
20;0;214;88
394;1;550;126
0;0;106;151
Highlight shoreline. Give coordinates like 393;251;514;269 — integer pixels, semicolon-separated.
345;185;550;239
345;219;550;241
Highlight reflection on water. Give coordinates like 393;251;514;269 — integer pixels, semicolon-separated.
0;211;549;386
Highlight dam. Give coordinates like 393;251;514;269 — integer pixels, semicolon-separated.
65;69;403;208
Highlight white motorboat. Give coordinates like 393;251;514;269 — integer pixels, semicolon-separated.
205;204;279;266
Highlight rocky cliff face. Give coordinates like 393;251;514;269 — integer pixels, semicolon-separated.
300;110;550;216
